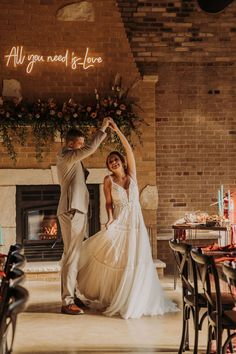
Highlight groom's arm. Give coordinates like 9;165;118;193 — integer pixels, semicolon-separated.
62;129;107;163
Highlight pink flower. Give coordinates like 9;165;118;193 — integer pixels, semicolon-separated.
90;112;97;119
120;104;126;111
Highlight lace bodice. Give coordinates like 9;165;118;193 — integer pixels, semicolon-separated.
110;176;139;208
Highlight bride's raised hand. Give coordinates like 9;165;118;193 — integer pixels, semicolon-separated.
109;118;119;132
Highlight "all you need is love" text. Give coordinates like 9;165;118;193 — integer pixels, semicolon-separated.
5;46;103;74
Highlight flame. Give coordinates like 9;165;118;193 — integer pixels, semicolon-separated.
41;221;58;240
43;222;57;236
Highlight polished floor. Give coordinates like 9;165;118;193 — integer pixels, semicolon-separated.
13;277;208;354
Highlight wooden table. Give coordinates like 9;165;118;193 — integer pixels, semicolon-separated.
172;224;228;244
172;224;229;289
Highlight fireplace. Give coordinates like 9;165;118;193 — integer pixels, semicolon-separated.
16;184;100;262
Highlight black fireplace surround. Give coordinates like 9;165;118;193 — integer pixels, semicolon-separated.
16;185;100;262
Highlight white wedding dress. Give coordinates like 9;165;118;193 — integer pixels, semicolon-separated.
77;176;178;319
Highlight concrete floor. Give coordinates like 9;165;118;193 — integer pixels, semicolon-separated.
13;277;208;354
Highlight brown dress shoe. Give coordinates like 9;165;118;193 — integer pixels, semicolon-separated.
61;303;84;315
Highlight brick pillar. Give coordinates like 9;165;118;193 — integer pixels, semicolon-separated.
138;75;158;259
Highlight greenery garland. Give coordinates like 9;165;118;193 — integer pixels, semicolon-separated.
0;76;146;162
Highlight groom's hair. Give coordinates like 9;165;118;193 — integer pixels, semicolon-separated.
65;128;85;143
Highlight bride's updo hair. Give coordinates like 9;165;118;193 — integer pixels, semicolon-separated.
106;151;127;172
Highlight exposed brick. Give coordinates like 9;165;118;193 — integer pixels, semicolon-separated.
2;0;236;271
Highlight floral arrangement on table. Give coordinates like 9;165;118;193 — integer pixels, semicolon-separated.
175;211;229;227
0;74;145;162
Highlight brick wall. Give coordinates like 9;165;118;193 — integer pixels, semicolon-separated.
117;0;236;72
2;0;236;269
0;0;140;99
0;0;141;168
0;1;157;255
156;62;236;236
117;1;236;254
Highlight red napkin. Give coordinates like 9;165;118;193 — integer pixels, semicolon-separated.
202;243;236;252
202;243;220;252
214;257;236;264
221;244;236;251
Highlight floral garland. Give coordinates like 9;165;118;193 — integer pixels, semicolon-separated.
0;76;145;162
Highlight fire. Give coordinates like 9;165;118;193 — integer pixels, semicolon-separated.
41;221;58;240
44;222;57;236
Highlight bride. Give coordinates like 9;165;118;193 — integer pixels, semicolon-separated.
76;119;178;319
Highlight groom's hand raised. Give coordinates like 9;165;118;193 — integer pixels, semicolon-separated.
100;117;112;132
108;118;119;132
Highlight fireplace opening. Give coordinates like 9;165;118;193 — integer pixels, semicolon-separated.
26;206;59;241
16;185;100;262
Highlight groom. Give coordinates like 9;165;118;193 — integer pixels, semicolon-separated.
57;117;111;315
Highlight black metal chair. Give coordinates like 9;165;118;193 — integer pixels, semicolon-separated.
169;239;208;354
221;262;236;354
0;244;22;276
191;248;236;354
0;250;25;312
0;285;29;354
0;244;27;354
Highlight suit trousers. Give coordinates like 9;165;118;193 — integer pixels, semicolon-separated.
58;211;87;306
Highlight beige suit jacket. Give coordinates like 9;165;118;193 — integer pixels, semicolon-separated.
57;129;106;215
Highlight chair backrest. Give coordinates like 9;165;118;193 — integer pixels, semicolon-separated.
8;244;22;254
222;262;236;304
0;250;26;316
0;267;25;316
3;244;24;282
169;239;196;297
223;262;236;285
7;285;29;315
4;252;25;276
0;244;26;354
191;248;222;318
0;285;28;354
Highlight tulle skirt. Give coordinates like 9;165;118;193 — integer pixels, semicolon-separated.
77;209;178;319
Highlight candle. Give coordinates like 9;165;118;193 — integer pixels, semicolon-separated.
220;185;224;216
218;190;222;215
228;190;231;213
0;225;4;245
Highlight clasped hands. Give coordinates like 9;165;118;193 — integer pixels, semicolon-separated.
101;117;118;132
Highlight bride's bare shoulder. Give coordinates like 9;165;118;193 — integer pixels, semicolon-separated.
104;174;112;184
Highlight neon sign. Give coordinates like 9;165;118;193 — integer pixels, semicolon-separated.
5;46;103;74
